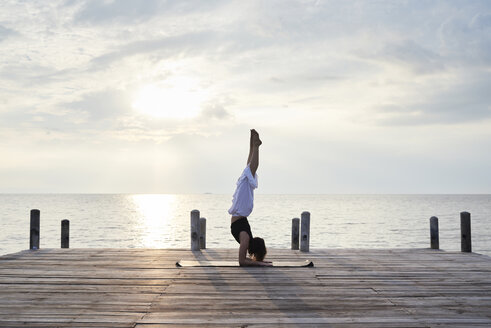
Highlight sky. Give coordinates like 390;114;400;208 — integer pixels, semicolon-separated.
0;0;490;194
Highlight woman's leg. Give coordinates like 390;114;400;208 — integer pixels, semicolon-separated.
248;129;261;177
247;130;254;165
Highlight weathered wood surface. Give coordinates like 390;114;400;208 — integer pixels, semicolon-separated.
0;248;490;327
291;218;300;250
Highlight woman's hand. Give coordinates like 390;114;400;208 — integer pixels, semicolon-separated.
240;257;273;267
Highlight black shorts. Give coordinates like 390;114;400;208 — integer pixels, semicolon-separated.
231;217;253;244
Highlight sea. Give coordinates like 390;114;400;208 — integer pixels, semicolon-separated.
1;194;490;256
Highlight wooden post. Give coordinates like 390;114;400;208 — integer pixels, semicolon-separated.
300;211;310;252
190;210;200;251
430;216;439;249
291;218;300;250
61;219;70;249
199;217;206;249
460;211;472;253
30;209;40;250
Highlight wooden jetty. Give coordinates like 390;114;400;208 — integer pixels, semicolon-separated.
1;248;490;327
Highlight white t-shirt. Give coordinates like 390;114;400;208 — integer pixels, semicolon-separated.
228;165;258;217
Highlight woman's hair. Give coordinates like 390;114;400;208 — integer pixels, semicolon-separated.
248;237;267;261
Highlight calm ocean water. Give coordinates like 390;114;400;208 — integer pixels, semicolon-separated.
0;194;490;256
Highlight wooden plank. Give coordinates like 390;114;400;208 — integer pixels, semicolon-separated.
0;248;490;327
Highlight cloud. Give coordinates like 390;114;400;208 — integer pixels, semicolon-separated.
71;0;227;25
0;89;135;137
64;89;133;121
372;72;491;125
0;25;17;42
71;0;165;24
0;62;74;87
89;31;218;70
470;12;491;30
374;40;445;74
2;0;491;193
201;103;231;120
439;11;491;66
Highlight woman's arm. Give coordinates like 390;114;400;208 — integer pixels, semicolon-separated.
243;259;272;266
238;232;272;267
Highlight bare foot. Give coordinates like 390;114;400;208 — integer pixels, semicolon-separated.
251;129;262;146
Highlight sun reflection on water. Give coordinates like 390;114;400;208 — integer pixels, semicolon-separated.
130;194;177;248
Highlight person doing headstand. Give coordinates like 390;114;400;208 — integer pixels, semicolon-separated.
229;129;271;267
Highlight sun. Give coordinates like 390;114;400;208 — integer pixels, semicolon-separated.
132;77;206;119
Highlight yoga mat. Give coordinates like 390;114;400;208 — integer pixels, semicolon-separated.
176;259;314;267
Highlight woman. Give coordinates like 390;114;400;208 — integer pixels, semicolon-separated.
229;129;271;266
